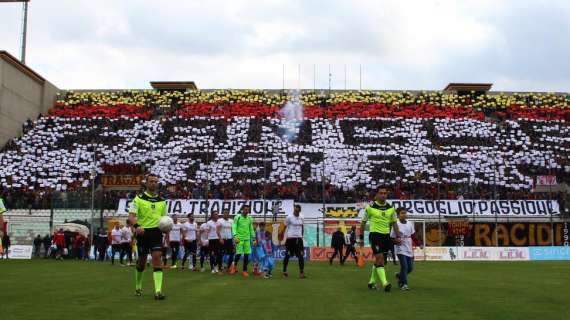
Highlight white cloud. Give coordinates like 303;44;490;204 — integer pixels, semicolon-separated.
0;0;568;91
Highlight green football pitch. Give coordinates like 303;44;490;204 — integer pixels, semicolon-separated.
0;259;568;320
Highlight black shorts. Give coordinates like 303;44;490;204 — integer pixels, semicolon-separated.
140;228;163;255
369;232;391;255
111;244;121;252
200;244;209;256
170;241;180;249
222;238;234;254
208;239;221;252
184;240;197;254
285;238;304;256
121;243;132;252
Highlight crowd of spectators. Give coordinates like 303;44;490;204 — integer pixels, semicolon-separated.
0;89;568;211
48;90;570;120
31;229;91;260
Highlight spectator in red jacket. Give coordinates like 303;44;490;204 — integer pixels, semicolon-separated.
73;234;85;260
54;228;66;260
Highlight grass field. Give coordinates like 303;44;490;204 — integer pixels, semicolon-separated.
0;259;568;320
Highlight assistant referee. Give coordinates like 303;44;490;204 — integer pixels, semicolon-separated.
128;174;168;300
360;187;399;292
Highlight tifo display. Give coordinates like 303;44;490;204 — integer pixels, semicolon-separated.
0;112;568;192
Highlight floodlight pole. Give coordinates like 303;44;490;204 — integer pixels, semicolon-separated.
493;149;499;247
549;163;554;246
313;64;316;92
90;149;97;246
282;64;285;94
204;142;210;221
435;144;442;246
298;64;301;90
21;0;28;64
320;151;326;247
261;143;267;224
359;64;362;90
0;0;29;64
344;64;347;90
328;65;332;96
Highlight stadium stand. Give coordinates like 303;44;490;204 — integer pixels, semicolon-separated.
0;90;568;212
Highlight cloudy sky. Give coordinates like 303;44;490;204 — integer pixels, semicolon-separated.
1;0;568;91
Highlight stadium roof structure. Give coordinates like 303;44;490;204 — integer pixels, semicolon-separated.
444;83;493;93
150;81;197;90
0;50;44;84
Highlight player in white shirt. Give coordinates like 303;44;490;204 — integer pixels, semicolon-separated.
110;223;123;265
181;213;198;270
283;205;306;278
390;208;416;291
206;211;223;274
120;224;134;266
219;209;234;272
166;215;182;268
198;221;210;272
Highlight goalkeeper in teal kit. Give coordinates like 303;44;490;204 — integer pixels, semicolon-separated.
230;204;255;276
